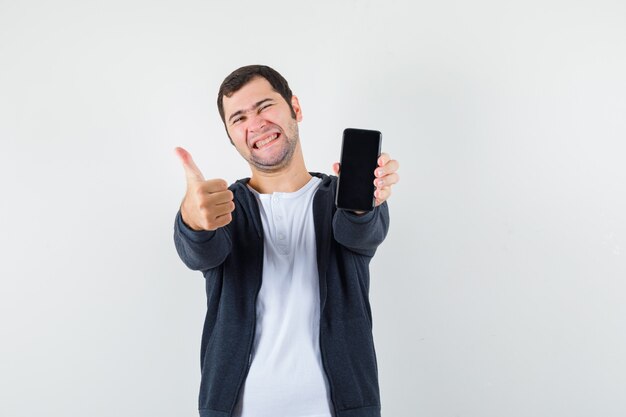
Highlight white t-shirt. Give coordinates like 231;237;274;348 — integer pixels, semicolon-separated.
233;176;333;417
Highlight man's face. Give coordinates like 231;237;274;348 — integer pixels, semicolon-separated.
222;76;302;173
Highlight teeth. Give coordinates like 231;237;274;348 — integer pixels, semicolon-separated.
256;133;278;148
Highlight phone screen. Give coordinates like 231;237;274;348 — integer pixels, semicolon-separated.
335;128;382;211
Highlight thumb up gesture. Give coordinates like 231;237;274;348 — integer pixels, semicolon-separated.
175;147;235;231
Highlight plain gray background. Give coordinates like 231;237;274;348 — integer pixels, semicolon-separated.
1;0;625;416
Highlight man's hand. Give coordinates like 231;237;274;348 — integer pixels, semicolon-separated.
175;147;235;231
332;152;400;208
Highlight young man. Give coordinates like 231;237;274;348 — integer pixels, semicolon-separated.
174;65;399;417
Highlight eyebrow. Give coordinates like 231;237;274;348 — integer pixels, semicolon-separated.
228;98;274;123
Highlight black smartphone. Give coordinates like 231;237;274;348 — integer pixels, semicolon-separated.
335;128;382;212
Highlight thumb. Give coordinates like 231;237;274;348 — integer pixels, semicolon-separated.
175;147;205;184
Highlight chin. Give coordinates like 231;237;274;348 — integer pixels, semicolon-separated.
250;145;296;172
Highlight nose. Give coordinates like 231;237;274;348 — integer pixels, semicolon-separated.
248;112;266;134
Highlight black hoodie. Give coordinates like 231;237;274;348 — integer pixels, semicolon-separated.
174;173;390;417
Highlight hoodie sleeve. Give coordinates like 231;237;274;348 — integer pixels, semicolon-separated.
173;210;232;272
332;202;390;257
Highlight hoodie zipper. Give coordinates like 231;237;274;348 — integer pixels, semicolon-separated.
231;188;264;414
319;326;338;416
230;247;263;415
316;177;338;416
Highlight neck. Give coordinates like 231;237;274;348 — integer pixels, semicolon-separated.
248;143;311;194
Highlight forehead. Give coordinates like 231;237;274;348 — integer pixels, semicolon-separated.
223;77;282;115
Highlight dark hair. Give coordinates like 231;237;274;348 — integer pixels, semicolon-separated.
217;65;296;126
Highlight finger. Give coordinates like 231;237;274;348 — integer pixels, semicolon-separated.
332;162;341;176
375;159;399;178
205;190;234;207
208;200;235;217
378;153;390;167
374;187;392;206
373;172;400;188
175;147;205;184
199;180;230;195
201;211;233;231
211;213;233;229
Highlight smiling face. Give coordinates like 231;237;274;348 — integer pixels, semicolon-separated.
222;76;303;173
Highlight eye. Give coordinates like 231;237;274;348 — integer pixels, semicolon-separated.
232;116;244;125
260;103;273;111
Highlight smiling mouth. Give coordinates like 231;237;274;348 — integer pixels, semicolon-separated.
254;133;280;149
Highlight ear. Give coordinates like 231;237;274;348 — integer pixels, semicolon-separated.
291;95;303;122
